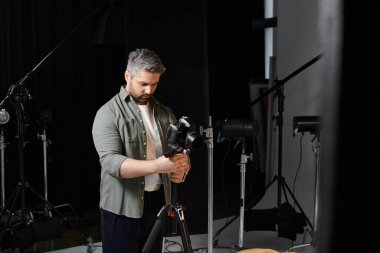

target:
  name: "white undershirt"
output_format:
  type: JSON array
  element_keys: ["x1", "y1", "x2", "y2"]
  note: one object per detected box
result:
[{"x1": 138, "y1": 104, "x2": 163, "y2": 191}]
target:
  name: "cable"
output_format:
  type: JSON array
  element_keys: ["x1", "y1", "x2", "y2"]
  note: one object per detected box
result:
[
  {"x1": 290, "y1": 133, "x2": 304, "y2": 249},
  {"x1": 164, "y1": 239, "x2": 183, "y2": 253},
  {"x1": 292, "y1": 133, "x2": 304, "y2": 197}
]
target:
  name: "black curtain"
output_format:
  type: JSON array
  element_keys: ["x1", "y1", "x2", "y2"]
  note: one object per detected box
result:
[
  {"x1": 0, "y1": 0, "x2": 121, "y2": 215},
  {"x1": 0, "y1": 0, "x2": 264, "y2": 236},
  {"x1": 0, "y1": 0, "x2": 209, "y2": 234}
]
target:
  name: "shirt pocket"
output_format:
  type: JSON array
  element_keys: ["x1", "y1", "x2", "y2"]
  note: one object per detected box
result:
[{"x1": 119, "y1": 118, "x2": 139, "y2": 143}]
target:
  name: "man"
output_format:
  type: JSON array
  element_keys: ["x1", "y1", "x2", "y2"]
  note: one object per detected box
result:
[{"x1": 92, "y1": 48, "x2": 190, "y2": 253}]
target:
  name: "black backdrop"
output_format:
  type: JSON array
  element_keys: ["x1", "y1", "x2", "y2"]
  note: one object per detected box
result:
[{"x1": 0, "y1": 0, "x2": 264, "y2": 235}]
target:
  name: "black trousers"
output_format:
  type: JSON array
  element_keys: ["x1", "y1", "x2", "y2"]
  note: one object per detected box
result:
[{"x1": 101, "y1": 187, "x2": 165, "y2": 253}]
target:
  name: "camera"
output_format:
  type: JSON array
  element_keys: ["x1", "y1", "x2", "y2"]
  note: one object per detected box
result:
[{"x1": 164, "y1": 116, "x2": 203, "y2": 158}]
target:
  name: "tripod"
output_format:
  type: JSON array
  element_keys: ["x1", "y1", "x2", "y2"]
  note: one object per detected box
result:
[
  {"x1": 0, "y1": 85, "x2": 94, "y2": 252},
  {"x1": 142, "y1": 183, "x2": 193, "y2": 253}
]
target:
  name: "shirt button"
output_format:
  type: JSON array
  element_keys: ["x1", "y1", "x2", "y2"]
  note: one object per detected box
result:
[
  {"x1": 143, "y1": 154, "x2": 146, "y2": 158},
  {"x1": 140, "y1": 119, "x2": 143, "y2": 122},
  {"x1": 144, "y1": 142, "x2": 146, "y2": 146},
  {"x1": 143, "y1": 130, "x2": 146, "y2": 133}
]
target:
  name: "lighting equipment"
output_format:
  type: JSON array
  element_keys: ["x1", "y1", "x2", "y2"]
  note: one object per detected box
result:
[
  {"x1": 214, "y1": 54, "x2": 322, "y2": 250},
  {"x1": 0, "y1": 108, "x2": 8, "y2": 208},
  {"x1": 288, "y1": 116, "x2": 322, "y2": 251},
  {"x1": 201, "y1": 116, "x2": 214, "y2": 253},
  {"x1": 243, "y1": 55, "x2": 322, "y2": 244},
  {"x1": 0, "y1": 109, "x2": 10, "y2": 125},
  {"x1": 217, "y1": 119, "x2": 258, "y2": 142},
  {"x1": 293, "y1": 116, "x2": 321, "y2": 135},
  {"x1": 215, "y1": 118, "x2": 258, "y2": 248}
]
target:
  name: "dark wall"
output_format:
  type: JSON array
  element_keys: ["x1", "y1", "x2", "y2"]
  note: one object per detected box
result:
[{"x1": 207, "y1": 1, "x2": 265, "y2": 217}]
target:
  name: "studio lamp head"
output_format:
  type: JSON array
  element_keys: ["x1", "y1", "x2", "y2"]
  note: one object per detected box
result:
[
  {"x1": 217, "y1": 118, "x2": 259, "y2": 142},
  {"x1": 293, "y1": 116, "x2": 321, "y2": 135}
]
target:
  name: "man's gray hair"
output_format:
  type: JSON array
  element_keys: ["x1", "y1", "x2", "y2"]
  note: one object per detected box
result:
[{"x1": 126, "y1": 48, "x2": 166, "y2": 76}]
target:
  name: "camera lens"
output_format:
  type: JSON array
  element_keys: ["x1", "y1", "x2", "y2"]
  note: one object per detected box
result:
[{"x1": 185, "y1": 131, "x2": 203, "y2": 149}]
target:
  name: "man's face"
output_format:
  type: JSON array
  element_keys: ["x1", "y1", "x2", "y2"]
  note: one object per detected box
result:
[{"x1": 125, "y1": 70, "x2": 160, "y2": 105}]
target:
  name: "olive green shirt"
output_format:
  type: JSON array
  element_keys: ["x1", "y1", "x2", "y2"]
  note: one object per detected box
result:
[{"x1": 92, "y1": 86, "x2": 176, "y2": 218}]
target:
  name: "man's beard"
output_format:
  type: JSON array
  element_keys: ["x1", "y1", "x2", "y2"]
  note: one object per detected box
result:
[
  {"x1": 127, "y1": 86, "x2": 150, "y2": 104},
  {"x1": 134, "y1": 94, "x2": 150, "y2": 104}
]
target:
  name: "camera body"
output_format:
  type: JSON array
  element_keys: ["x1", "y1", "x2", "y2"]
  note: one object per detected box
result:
[{"x1": 164, "y1": 116, "x2": 203, "y2": 158}]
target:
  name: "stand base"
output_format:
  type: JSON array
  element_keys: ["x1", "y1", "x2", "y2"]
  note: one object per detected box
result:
[
  {"x1": 231, "y1": 243, "x2": 248, "y2": 253},
  {"x1": 287, "y1": 229, "x2": 317, "y2": 252},
  {"x1": 0, "y1": 182, "x2": 93, "y2": 252}
]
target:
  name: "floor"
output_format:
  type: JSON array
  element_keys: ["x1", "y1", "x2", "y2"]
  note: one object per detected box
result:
[
  {"x1": 1, "y1": 183, "x2": 317, "y2": 253},
  {"x1": 1, "y1": 211, "x2": 316, "y2": 253}
]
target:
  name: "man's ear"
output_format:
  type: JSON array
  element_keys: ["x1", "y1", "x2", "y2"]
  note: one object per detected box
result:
[{"x1": 124, "y1": 70, "x2": 130, "y2": 82}]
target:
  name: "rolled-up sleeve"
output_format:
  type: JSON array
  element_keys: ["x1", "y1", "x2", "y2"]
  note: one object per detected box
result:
[{"x1": 92, "y1": 106, "x2": 127, "y2": 178}]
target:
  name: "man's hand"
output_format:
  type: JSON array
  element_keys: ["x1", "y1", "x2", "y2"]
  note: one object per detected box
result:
[{"x1": 169, "y1": 153, "x2": 190, "y2": 183}]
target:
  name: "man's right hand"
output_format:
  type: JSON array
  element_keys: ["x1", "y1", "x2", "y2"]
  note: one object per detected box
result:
[{"x1": 155, "y1": 154, "x2": 189, "y2": 174}]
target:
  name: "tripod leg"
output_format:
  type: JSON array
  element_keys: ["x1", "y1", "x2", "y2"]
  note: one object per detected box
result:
[
  {"x1": 281, "y1": 179, "x2": 313, "y2": 230},
  {"x1": 0, "y1": 185, "x2": 22, "y2": 243},
  {"x1": 142, "y1": 205, "x2": 168, "y2": 253},
  {"x1": 279, "y1": 177, "x2": 290, "y2": 203},
  {"x1": 174, "y1": 205, "x2": 192, "y2": 253},
  {"x1": 0, "y1": 184, "x2": 21, "y2": 217}
]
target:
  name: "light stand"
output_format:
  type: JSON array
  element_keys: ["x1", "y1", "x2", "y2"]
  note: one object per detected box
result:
[
  {"x1": 0, "y1": 127, "x2": 6, "y2": 208},
  {"x1": 312, "y1": 134, "x2": 320, "y2": 234},
  {"x1": 200, "y1": 115, "x2": 214, "y2": 253},
  {"x1": 34, "y1": 112, "x2": 81, "y2": 223},
  {"x1": 212, "y1": 119, "x2": 257, "y2": 249},
  {"x1": 288, "y1": 127, "x2": 321, "y2": 251},
  {"x1": 37, "y1": 126, "x2": 51, "y2": 217},
  {"x1": 232, "y1": 137, "x2": 253, "y2": 251},
  {"x1": 0, "y1": 109, "x2": 10, "y2": 208}
]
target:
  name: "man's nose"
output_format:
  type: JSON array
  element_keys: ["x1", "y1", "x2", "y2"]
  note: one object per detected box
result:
[{"x1": 144, "y1": 86, "x2": 153, "y2": 94}]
